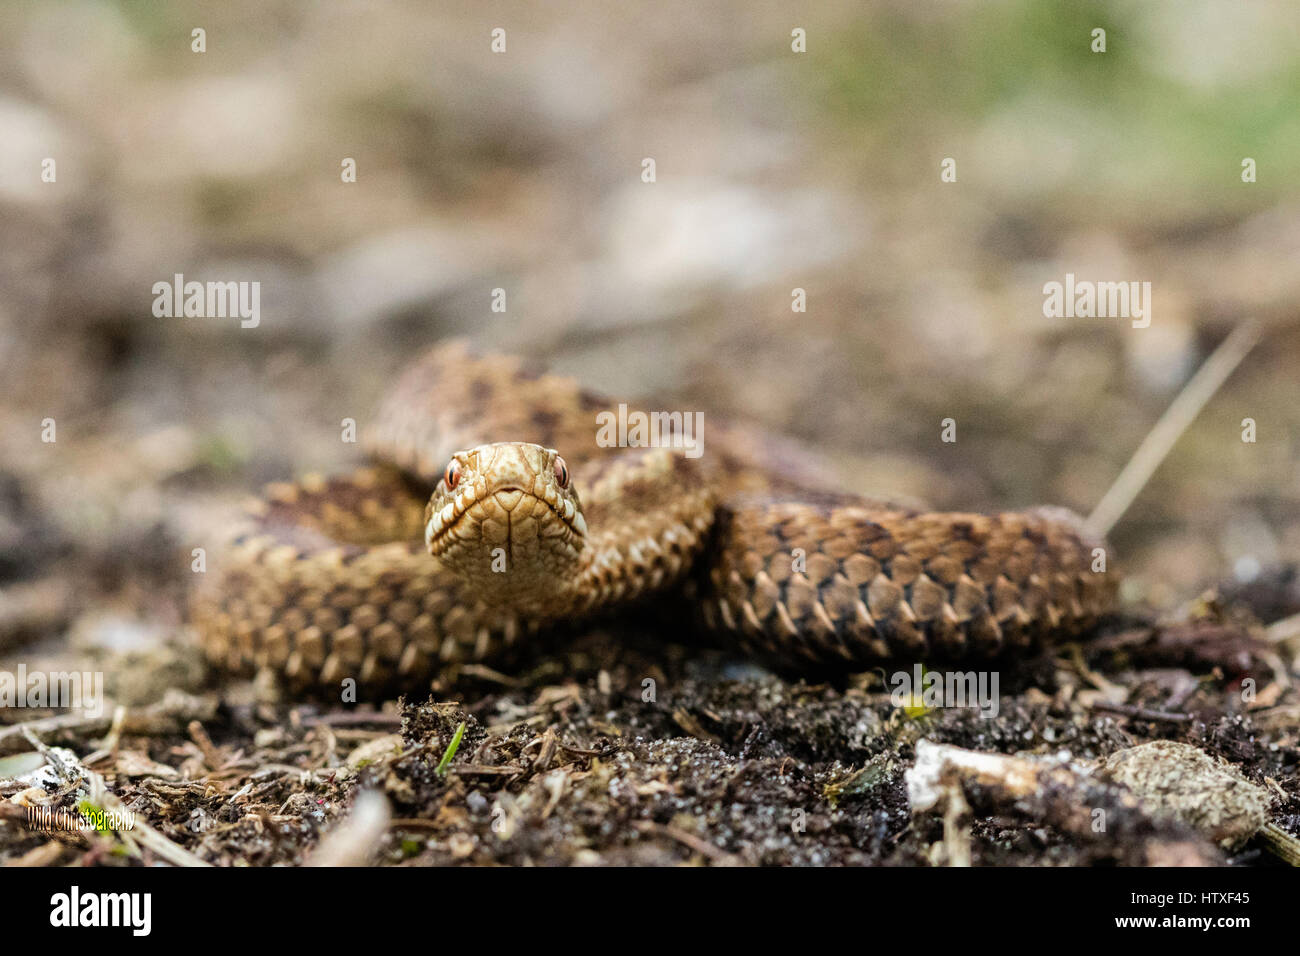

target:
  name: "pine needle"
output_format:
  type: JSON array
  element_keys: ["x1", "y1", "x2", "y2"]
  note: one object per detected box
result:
[{"x1": 1085, "y1": 320, "x2": 1263, "y2": 540}]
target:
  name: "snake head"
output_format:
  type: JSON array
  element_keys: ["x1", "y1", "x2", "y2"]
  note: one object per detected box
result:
[{"x1": 424, "y1": 442, "x2": 587, "y2": 603}]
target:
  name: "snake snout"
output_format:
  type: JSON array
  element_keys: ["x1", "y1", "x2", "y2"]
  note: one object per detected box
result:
[{"x1": 492, "y1": 487, "x2": 526, "y2": 510}]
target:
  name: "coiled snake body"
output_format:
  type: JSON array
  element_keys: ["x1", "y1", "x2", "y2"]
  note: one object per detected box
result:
[{"x1": 193, "y1": 342, "x2": 1117, "y2": 689}]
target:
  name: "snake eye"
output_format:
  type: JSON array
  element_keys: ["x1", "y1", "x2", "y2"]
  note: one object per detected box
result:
[
  {"x1": 553, "y1": 455, "x2": 569, "y2": 489},
  {"x1": 444, "y1": 459, "x2": 461, "y2": 490}
]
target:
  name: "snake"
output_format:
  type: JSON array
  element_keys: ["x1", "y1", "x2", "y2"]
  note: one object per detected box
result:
[{"x1": 191, "y1": 341, "x2": 1118, "y2": 690}]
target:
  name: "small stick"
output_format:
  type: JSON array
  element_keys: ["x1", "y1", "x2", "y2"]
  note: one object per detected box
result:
[
  {"x1": 299, "y1": 710, "x2": 402, "y2": 728},
  {"x1": 1259, "y1": 822, "x2": 1300, "y2": 867},
  {"x1": 1266, "y1": 612, "x2": 1300, "y2": 644},
  {"x1": 0, "y1": 692, "x2": 217, "y2": 754},
  {"x1": 1091, "y1": 701, "x2": 1193, "y2": 723},
  {"x1": 1086, "y1": 320, "x2": 1262, "y2": 540},
  {"x1": 187, "y1": 720, "x2": 225, "y2": 771},
  {"x1": 634, "y1": 821, "x2": 739, "y2": 865},
  {"x1": 1, "y1": 713, "x2": 114, "y2": 754}
]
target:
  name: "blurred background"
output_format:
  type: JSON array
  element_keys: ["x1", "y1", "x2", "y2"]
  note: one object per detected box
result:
[{"x1": 2, "y1": 0, "x2": 1299, "y2": 679}]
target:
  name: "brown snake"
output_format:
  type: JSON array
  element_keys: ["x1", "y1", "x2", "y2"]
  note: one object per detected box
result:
[{"x1": 192, "y1": 341, "x2": 1118, "y2": 690}]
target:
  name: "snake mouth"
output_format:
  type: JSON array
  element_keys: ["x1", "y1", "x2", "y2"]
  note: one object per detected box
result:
[{"x1": 425, "y1": 481, "x2": 587, "y2": 555}]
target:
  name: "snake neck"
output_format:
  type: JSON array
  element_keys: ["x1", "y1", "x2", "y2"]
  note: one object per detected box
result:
[
  {"x1": 559, "y1": 484, "x2": 718, "y2": 618},
  {"x1": 438, "y1": 500, "x2": 718, "y2": 622}
]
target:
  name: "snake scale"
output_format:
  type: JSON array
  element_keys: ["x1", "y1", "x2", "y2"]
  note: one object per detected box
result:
[{"x1": 192, "y1": 341, "x2": 1118, "y2": 690}]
